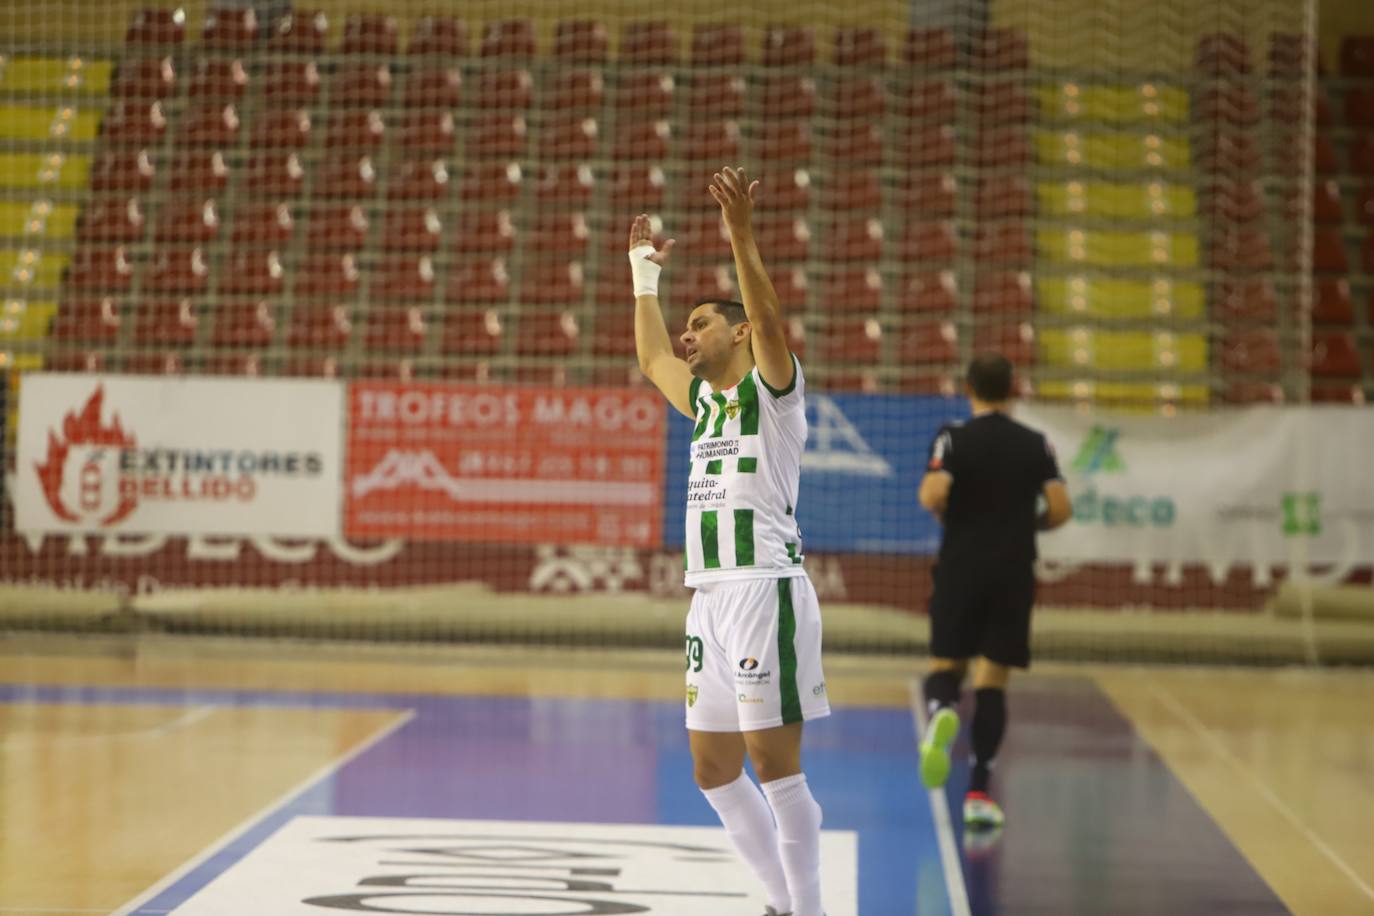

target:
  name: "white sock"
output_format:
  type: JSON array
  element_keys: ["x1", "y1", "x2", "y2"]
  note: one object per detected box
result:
[
  {"x1": 702, "y1": 773, "x2": 793, "y2": 914},
  {"x1": 762, "y1": 773, "x2": 824, "y2": 916}
]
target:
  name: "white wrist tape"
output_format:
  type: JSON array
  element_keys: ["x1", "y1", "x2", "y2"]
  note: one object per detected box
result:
[{"x1": 628, "y1": 243, "x2": 662, "y2": 297}]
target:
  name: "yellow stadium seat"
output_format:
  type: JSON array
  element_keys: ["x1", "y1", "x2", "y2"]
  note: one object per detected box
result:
[
  {"x1": 0, "y1": 249, "x2": 69, "y2": 291},
  {"x1": 1037, "y1": 379, "x2": 1210, "y2": 408},
  {"x1": 0, "y1": 153, "x2": 91, "y2": 190},
  {"x1": 1037, "y1": 228, "x2": 1199, "y2": 267},
  {"x1": 0, "y1": 105, "x2": 102, "y2": 142},
  {"x1": 1037, "y1": 276, "x2": 1205, "y2": 320},
  {"x1": 1039, "y1": 328, "x2": 1208, "y2": 372},
  {"x1": 0, "y1": 298, "x2": 56, "y2": 340},
  {"x1": 1039, "y1": 181, "x2": 1196, "y2": 219},
  {"x1": 1037, "y1": 131, "x2": 1191, "y2": 170},
  {"x1": 1037, "y1": 83, "x2": 1189, "y2": 123},
  {"x1": 0, "y1": 201, "x2": 78, "y2": 239},
  {"x1": 0, "y1": 56, "x2": 112, "y2": 96}
]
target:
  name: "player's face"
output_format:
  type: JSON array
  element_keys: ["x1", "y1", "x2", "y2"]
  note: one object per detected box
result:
[{"x1": 681, "y1": 305, "x2": 732, "y2": 378}]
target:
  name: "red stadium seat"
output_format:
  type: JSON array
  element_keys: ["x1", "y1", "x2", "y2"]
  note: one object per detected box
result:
[
  {"x1": 452, "y1": 209, "x2": 516, "y2": 255},
  {"x1": 897, "y1": 269, "x2": 958, "y2": 314},
  {"x1": 58, "y1": 247, "x2": 135, "y2": 298},
  {"x1": 1220, "y1": 329, "x2": 1281, "y2": 374},
  {"x1": 821, "y1": 316, "x2": 884, "y2": 364},
  {"x1": 395, "y1": 110, "x2": 456, "y2": 153},
  {"x1": 904, "y1": 28, "x2": 957, "y2": 69},
  {"x1": 611, "y1": 71, "x2": 674, "y2": 115},
  {"x1": 680, "y1": 120, "x2": 741, "y2": 162},
  {"x1": 692, "y1": 22, "x2": 745, "y2": 66},
  {"x1": 755, "y1": 120, "x2": 811, "y2": 163},
  {"x1": 186, "y1": 58, "x2": 246, "y2": 101},
  {"x1": 295, "y1": 253, "x2": 360, "y2": 298},
  {"x1": 230, "y1": 202, "x2": 295, "y2": 247},
  {"x1": 974, "y1": 271, "x2": 1034, "y2": 314},
  {"x1": 1204, "y1": 179, "x2": 1265, "y2": 224},
  {"x1": 133, "y1": 298, "x2": 197, "y2": 345},
  {"x1": 1312, "y1": 180, "x2": 1344, "y2": 224},
  {"x1": 975, "y1": 28, "x2": 1030, "y2": 70},
  {"x1": 590, "y1": 310, "x2": 638, "y2": 356},
  {"x1": 165, "y1": 150, "x2": 228, "y2": 194},
  {"x1": 818, "y1": 170, "x2": 881, "y2": 215},
  {"x1": 526, "y1": 212, "x2": 590, "y2": 255},
  {"x1": 123, "y1": 353, "x2": 185, "y2": 375},
  {"x1": 1362, "y1": 232, "x2": 1374, "y2": 273},
  {"x1": 1310, "y1": 383, "x2": 1366, "y2": 405},
  {"x1": 333, "y1": 64, "x2": 393, "y2": 108},
  {"x1": 379, "y1": 207, "x2": 443, "y2": 253},
  {"x1": 519, "y1": 261, "x2": 585, "y2": 305},
  {"x1": 1213, "y1": 280, "x2": 1278, "y2": 322},
  {"x1": 621, "y1": 21, "x2": 678, "y2": 65},
  {"x1": 554, "y1": 20, "x2": 609, "y2": 62},
  {"x1": 211, "y1": 300, "x2": 276, "y2": 348},
  {"x1": 306, "y1": 204, "x2": 369, "y2": 252},
  {"x1": 387, "y1": 157, "x2": 451, "y2": 201},
  {"x1": 441, "y1": 309, "x2": 504, "y2": 354},
  {"x1": 822, "y1": 218, "x2": 883, "y2": 261},
  {"x1": 242, "y1": 152, "x2": 306, "y2": 198},
  {"x1": 1269, "y1": 32, "x2": 1320, "y2": 77},
  {"x1": 325, "y1": 109, "x2": 386, "y2": 150},
  {"x1": 900, "y1": 220, "x2": 957, "y2": 263},
  {"x1": 976, "y1": 175, "x2": 1032, "y2": 219},
  {"x1": 404, "y1": 67, "x2": 462, "y2": 109},
  {"x1": 79, "y1": 197, "x2": 146, "y2": 242},
  {"x1": 1345, "y1": 88, "x2": 1374, "y2": 127},
  {"x1": 1194, "y1": 85, "x2": 1259, "y2": 126},
  {"x1": 547, "y1": 70, "x2": 604, "y2": 112},
  {"x1": 143, "y1": 247, "x2": 209, "y2": 294},
  {"x1": 270, "y1": 9, "x2": 328, "y2": 53},
  {"x1": 102, "y1": 101, "x2": 167, "y2": 145},
  {"x1": 472, "y1": 68, "x2": 534, "y2": 110},
  {"x1": 46, "y1": 350, "x2": 108, "y2": 373},
  {"x1": 1195, "y1": 32, "x2": 1252, "y2": 76},
  {"x1": 175, "y1": 103, "x2": 239, "y2": 148},
  {"x1": 974, "y1": 127, "x2": 1032, "y2": 168},
  {"x1": 974, "y1": 82, "x2": 1032, "y2": 124},
  {"x1": 1312, "y1": 228, "x2": 1348, "y2": 273},
  {"x1": 1315, "y1": 133, "x2": 1339, "y2": 174},
  {"x1": 820, "y1": 268, "x2": 882, "y2": 311},
  {"x1": 91, "y1": 148, "x2": 156, "y2": 192},
  {"x1": 756, "y1": 74, "x2": 817, "y2": 120},
  {"x1": 894, "y1": 172, "x2": 957, "y2": 217},
  {"x1": 613, "y1": 119, "x2": 671, "y2": 161},
  {"x1": 342, "y1": 14, "x2": 399, "y2": 55},
  {"x1": 371, "y1": 256, "x2": 436, "y2": 302},
  {"x1": 313, "y1": 154, "x2": 378, "y2": 199},
  {"x1": 1195, "y1": 130, "x2": 1262, "y2": 175},
  {"x1": 539, "y1": 116, "x2": 600, "y2": 161},
  {"x1": 773, "y1": 268, "x2": 810, "y2": 312},
  {"x1": 261, "y1": 61, "x2": 321, "y2": 106},
  {"x1": 410, "y1": 17, "x2": 468, "y2": 56},
  {"x1": 249, "y1": 108, "x2": 311, "y2": 150},
  {"x1": 480, "y1": 20, "x2": 536, "y2": 58},
  {"x1": 447, "y1": 259, "x2": 510, "y2": 305},
  {"x1": 114, "y1": 56, "x2": 177, "y2": 100},
  {"x1": 898, "y1": 319, "x2": 959, "y2": 364},
  {"x1": 606, "y1": 164, "x2": 665, "y2": 211},
  {"x1": 532, "y1": 163, "x2": 595, "y2": 206},
  {"x1": 1351, "y1": 134, "x2": 1374, "y2": 176},
  {"x1": 366, "y1": 306, "x2": 428, "y2": 351},
  {"x1": 673, "y1": 265, "x2": 735, "y2": 303},
  {"x1": 755, "y1": 216, "x2": 811, "y2": 262},
  {"x1": 894, "y1": 78, "x2": 957, "y2": 122},
  {"x1": 126, "y1": 7, "x2": 185, "y2": 47},
  {"x1": 1341, "y1": 36, "x2": 1374, "y2": 77},
  {"x1": 762, "y1": 27, "x2": 815, "y2": 66},
  {"x1": 457, "y1": 162, "x2": 523, "y2": 204},
  {"x1": 974, "y1": 320, "x2": 1035, "y2": 367},
  {"x1": 973, "y1": 222, "x2": 1031, "y2": 266},
  {"x1": 220, "y1": 249, "x2": 286, "y2": 296},
  {"x1": 753, "y1": 168, "x2": 810, "y2": 212},
  {"x1": 468, "y1": 114, "x2": 528, "y2": 158},
  {"x1": 833, "y1": 28, "x2": 886, "y2": 67},
  {"x1": 1223, "y1": 381, "x2": 1283, "y2": 404},
  {"x1": 1209, "y1": 227, "x2": 1273, "y2": 271},
  {"x1": 676, "y1": 215, "x2": 732, "y2": 260},
  {"x1": 202, "y1": 8, "x2": 256, "y2": 49},
  {"x1": 822, "y1": 121, "x2": 883, "y2": 164},
  {"x1": 153, "y1": 196, "x2": 219, "y2": 244},
  {"x1": 1313, "y1": 279, "x2": 1354, "y2": 325},
  {"x1": 685, "y1": 72, "x2": 747, "y2": 119},
  {"x1": 897, "y1": 124, "x2": 957, "y2": 166},
  {"x1": 515, "y1": 310, "x2": 580, "y2": 356},
  {"x1": 288, "y1": 304, "x2": 353, "y2": 349},
  {"x1": 51, "y1": 297, "x2": 121, "y2": 342}
]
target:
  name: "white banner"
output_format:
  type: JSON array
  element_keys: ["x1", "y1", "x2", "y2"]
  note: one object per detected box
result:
[
  {"x1": 15, "y1": 374, "x2": 343, "y2": 537},
  {"x1": 1017, "y1": 405, "x2": 1374, "y2": 569}
]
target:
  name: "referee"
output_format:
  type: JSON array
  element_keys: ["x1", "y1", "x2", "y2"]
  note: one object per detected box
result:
[{"x1": 916, "y1": 352, "x2": 1072, "y2": 831}]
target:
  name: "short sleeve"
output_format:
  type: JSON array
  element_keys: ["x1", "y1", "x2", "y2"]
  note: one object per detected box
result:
[
  {"x1": 1038, "y1": 434, "x2": 1063, "y2": 484},
  {"x1": 927, "y1": 425, "x2": 957, "y2": 475},
  {"x1": 759, "y1": 353, "x2": 804, "y2": 410}
]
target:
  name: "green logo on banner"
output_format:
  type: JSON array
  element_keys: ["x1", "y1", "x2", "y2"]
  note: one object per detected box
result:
[
  {"x1": 1070, "y1": 425, "x2": 1176, "y2": 529},
  {"x1": 1072, "y1": 425, "x2": 1125, "y2": 475},
  {"x1": 1281, "y1": 492, "x2": 1322, "y2": 536}
]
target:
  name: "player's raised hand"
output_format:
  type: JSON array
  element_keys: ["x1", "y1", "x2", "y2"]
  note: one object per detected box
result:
[
  {"x1": 709, "y1": 166, "x2": 759, "y2": 233},
  {"x1": 628, "y1": 213, "x2": 675, "y2": 264}
]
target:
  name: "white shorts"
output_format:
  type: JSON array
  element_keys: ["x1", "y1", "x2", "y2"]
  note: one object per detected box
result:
[{"x1": 684, "y1": 574, "x2": 831, "y2": 732}]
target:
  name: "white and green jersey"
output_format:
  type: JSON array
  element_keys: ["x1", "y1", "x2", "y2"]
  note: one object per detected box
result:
[{"x1": 684, "y1": 355, "x2": 807, "y2": 587}]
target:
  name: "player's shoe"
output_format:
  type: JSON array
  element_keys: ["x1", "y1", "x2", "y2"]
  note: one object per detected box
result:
[
  {"x1": 963, "y1": 791, "x2": 1005, "y2": 829},
  {"x1": 920, "y1": 706, "x2": 960, "y2": 788}
]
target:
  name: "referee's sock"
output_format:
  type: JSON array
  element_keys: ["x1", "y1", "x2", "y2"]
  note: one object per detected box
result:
[
  {"x1": 970, "y1": 687, "x2": 1007, "y2": 794},
  {"x1": 923, "y1": 670, "x2": 962, "y2": 716},
  {"x1": 701, "y1": 772, "x2": 792, "y2": 915},
  {"x1": 762, "y1": 773, "x2": 824, "y2": 916}
]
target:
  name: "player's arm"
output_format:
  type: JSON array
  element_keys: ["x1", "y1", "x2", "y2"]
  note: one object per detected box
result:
[
  {"x1": 710, "y1": 166, "x2": 793, "y2": 393},
  {"x1": 628, "y1": 214, "x2": 694, "y2": 419},
  {"x1": 1039, "y1": 480, "x2": 1072, "y2": 530},
  {"x1": 918, "y1": 426, "x2": 955, "y2": 520}
]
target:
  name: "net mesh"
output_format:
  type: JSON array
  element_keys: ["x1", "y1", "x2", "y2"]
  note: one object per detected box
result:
[{"x1": 1, "y1": 0, "x2": 1370, "y2": 665}]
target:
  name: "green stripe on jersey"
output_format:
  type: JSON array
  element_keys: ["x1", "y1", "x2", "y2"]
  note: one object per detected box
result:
[
  {"x1": 710, "y1": 392, "x2": 729, "y2": 438},
  {"x1": 701, "y1": 511, "x2": 720, "y2": 569},
  {"x1": 733, "y1": 509, "x2": 754, "y2": 566},
  {"x1": 786, "y1": 542, "x2": 800, "y2": 564},
  {"x1": 692, "y1": 397, "x2": 711, "y2": 442},
  {"x1": 776, "y1": 579, "x2": 802, "y2": 724},
  {"x1": 737, "y1": 373, "x2": 760, "y2": 436},
  {"x1": 705, "y1": 459, "x2": 722, "y2": 475},
  {"x1": 738, "y1": 456, "x2": 757, "y2": 473}
]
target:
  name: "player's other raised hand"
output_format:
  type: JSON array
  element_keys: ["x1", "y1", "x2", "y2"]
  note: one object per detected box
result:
[{"x1": 709, "y1": 166, "x2": 759, "y2": 234}]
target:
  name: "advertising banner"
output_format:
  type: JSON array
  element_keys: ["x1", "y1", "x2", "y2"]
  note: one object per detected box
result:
[
  {"x1": 1018, "y1": 404, "x2": 1374, "y2": 567},
  {"x1": 15, "y1": 374, "x2": 343, "y2": 537},
  {"x1": 346, "y1": 383, "x2": 666, "y2": 546}
]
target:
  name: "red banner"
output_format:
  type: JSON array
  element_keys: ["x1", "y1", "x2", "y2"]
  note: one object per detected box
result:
[{"x1": 345, "y1": 383, "x2": 666, "y2": 546}]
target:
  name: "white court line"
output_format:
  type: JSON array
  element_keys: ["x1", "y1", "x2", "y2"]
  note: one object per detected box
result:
[
  {"x1": 909, "y1": 679, "x2": 972, "y2": 916},
  {"x1": 1147, "y1": 681, "x2": 1374, "y2": 903},
  {"x1": 110, "y1": 708, "x2": 416, "y2": 916},
  {"x1": 0, "y1": 705, "x2": 219, "y2": 747}
]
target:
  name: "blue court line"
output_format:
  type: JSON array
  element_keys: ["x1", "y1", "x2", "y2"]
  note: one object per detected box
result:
[{"x1": 1, "y1": 684, "x2": 951, "y2": 915}]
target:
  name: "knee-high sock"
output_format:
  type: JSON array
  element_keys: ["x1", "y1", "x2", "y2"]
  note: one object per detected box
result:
[
  {"x1": 762, "y1": 773, "x2": 824, "y2": 916},
  {"x1": 924, "y1": 669, "x2": 962, "y2": 716},
  {"x1": 702, "y1": 773, "x2": 792, "y2": 913},
  {"x1": 970, "y1": 687, "x2": 1007, "y2": 794}
]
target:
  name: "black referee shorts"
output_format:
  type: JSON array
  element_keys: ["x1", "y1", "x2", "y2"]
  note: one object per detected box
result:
[{"x1": 928, "y1": 562, "x2": 1036, "y2": 668}]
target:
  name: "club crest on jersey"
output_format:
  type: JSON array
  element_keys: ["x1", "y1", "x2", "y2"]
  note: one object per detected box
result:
[
  {"x1": 724, "y1": 399, "x2": 741, "y2": 420},
  {"x1": 686, "y1": 684, "x2": 699, "y2": 707}
]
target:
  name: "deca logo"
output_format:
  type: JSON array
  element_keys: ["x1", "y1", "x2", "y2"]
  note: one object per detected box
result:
[{"x1": 34, "y1": 386, "x2": 138, "y2": 527}]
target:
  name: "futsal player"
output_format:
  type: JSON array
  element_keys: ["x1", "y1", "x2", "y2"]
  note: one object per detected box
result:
[
  {"x1": 629, "y1": 167, "x2": 829, "y2": 916},
  {"x1": 916, "y1": 353, "x2": 1072, "y2": 830}
]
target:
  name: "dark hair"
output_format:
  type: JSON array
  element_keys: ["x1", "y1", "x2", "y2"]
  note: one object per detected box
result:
[
  {"x1": 694, "y1": 298, "x2": 748, "y2": 327},
  {"x1": 967, "y1": 352, "x2": 1014, "y2": 401}
]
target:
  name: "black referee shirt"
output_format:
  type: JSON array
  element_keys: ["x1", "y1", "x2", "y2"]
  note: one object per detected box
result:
[{"x1": 926, "y1": 412, "x2": 1062, "y2": 575}]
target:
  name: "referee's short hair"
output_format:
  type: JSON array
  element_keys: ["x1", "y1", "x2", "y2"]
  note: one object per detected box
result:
[{"x1": 967, "y1": 352, "x2": 1014, "y2": 401}]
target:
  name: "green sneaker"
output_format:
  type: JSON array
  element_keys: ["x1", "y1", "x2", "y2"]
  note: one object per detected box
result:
[
  {"x1": 920, "y1": 706, "x2": 960, "y2": 789},
  {"x1": 963, "y1": 791, "x2": 1005, "y2": 829}
]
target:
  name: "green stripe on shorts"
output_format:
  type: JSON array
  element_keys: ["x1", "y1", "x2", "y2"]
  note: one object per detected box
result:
[{"x1": 776, "y1": 578, "x2": 802, "y2": 724}]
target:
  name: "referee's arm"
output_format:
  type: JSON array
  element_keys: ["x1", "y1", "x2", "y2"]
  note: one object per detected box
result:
[
  {"x1": 1039, "y1": 479, "x2": 1072, "y2": 530},
  {"x1": 918, "y1": 427, "x2": 955, "y2": 520}
]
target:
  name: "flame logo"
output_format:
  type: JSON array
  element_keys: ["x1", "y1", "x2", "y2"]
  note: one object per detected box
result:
[{"x1": 34, "y1": 385, "x2": 139, "y2": 525}]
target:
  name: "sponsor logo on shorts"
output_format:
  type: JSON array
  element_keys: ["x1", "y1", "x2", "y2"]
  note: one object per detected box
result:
[
  {"x1": 812, "y1": 681, "x2": 826, "y2": 697},
  {"x1": 738, "y1": 693, "x2": 763, "y2": 704},
  {"x1": 735, "y1": 658, "x2": 771, "y2": 685},
  {"x1": 686, "y1": 684, "x2": 698, "y2": 707},
  {"x1": 738, "y1": 657, "x2": 760, "y2": 671}
]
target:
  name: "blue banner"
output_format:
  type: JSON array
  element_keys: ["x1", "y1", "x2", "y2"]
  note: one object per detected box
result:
[{"x1": 663, "y1": 392, "x2": 967, "y2": 554}]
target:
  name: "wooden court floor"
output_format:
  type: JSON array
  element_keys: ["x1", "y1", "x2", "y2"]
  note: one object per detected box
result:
[{"x1": 0, "y1": 634, "x2": 1371, "y2": 915}]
